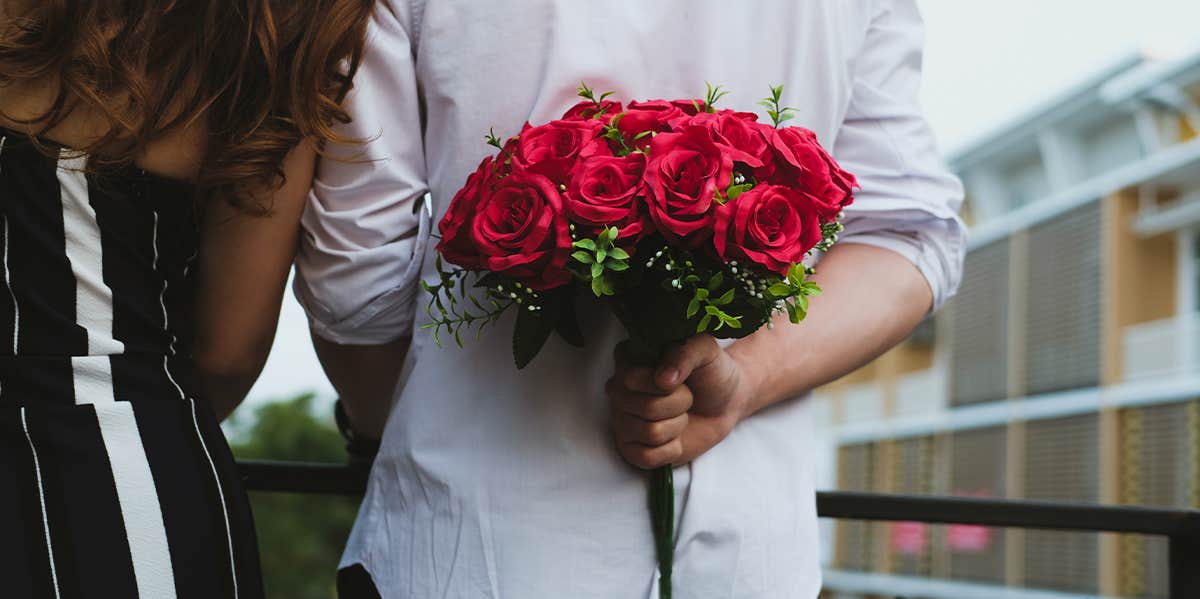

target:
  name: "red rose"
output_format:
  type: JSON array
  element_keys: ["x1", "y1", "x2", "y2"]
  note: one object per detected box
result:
[
  {"x1": 436, "y1": 156, "x2": 495, "y2": 270},
  {"x1": 642, "y1": 126, "x2": 736, "y2": 247},
  {"x1": 683, "y1": 110, "x2": 771, "y2": 171},
  {"x1": 469, "y1": 170, "x2": 572, "y2": 290},
  {"x1": 516, "y1": 119, "x2": 609, "y2": 183},
  {"x1": 562, "y1": 99, "x2": 623, "y2": 121},
  {"x1": 565, "y1": 153, "x2": 649, "y2": 242},
  {"x1": 768, "y1": 127, "x2": 857, "y2": 219},
  {"x1": 618, "y1": 99, "x2": 687, "y2": 143},
  {"x1": 671, "y1": 99, "x2": 706, "y2": 115},
  {"x1": 712, "y1": 184, "x2": 823, "y2": 275}
]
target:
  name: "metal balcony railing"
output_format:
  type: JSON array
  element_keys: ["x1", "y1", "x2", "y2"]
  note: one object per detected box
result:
[{"x1": 237, "y1": 459, "x2": 1200, "y2": 598}]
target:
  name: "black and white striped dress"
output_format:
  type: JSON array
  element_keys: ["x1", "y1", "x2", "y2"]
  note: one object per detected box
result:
[{"x1": 0, "y1": 128, "x2": 264, "y2": 599}]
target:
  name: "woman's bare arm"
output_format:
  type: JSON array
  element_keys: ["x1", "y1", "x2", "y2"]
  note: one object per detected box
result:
[{"x1": 193, "y1": 143, "x2": 316, "y2": 420}]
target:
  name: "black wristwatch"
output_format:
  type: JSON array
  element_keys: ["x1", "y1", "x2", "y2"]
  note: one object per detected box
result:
[{"x1": 334, "y1": 399, "x2": 381, "y2": 469}]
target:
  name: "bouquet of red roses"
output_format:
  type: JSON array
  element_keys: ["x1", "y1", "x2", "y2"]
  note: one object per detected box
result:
[{"x1": 424, "y1": 84, "x2": 855, "y2": 598}]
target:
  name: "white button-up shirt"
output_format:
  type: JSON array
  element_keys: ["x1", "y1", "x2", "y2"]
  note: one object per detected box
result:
[{"x1": 294, "y1": 1, "x2": 965, "y2": 597}]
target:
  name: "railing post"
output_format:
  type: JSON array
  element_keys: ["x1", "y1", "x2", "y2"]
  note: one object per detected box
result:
[{"x1": 1170, "y1": 534, "x2": 1200, "y2": 599}]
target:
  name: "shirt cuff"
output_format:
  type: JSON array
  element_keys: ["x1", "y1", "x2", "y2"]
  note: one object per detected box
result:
[{"x1": 837, "y1": 216, "x2": 966, "y2": 313}]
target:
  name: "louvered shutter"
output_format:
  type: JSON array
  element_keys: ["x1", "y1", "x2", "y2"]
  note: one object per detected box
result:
[
  {"x1": 1120, "y1": 401, "x2": 1195, "y2": 598},
  {"x1": 947, "y1": 426, "x2": 1007, "y2": 583},
  {"x1": 890, "y1": 436, "x2": 936, "y2": 576},
  {"x1": 1024, "y1": 203, "x2": 1102, "y2": 394},
  {"x1": 949, "y1": 240, "x2": 1010, "y2": 406},
  {"x1": 836, "y1": 443, "x2": 879, "y2": 572},
  {"x1": 1024, "y1": 414, "x2": 1101, "y2": 593}
]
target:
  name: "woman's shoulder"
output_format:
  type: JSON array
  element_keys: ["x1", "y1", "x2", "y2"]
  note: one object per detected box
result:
[{"x1": 0, "y1": 82, "x2": 208, "y2": 183}]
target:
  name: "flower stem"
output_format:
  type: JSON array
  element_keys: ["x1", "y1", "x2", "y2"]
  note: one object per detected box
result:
[
  {"x1": 650, "y1": 466, "x2": 673, "y2": 599},
  {"x1": 623, "y1": 334, "x2": 675, "y2": 599}
]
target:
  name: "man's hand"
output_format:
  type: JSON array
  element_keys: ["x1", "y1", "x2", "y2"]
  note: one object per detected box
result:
[{"x1": 606, "y1": 335, "x2": 758, "y2": 469}]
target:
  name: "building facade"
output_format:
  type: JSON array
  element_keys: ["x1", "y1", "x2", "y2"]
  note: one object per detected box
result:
[{"x1": 817, "y1": 50, "x2": 1200, "y2": 599}]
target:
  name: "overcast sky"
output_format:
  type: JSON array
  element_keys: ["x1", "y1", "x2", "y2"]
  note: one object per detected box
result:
[{"x1": 243, "y1": 0, "x2": 1200, "y2": 409}]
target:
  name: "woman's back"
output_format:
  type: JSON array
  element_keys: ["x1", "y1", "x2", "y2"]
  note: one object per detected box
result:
[
  {"x1": 0, "y1": 1, "x2": 373, "y2": 597},
  {"x1": 0, "y1": 127, "x2": 201, "y2": 401}
]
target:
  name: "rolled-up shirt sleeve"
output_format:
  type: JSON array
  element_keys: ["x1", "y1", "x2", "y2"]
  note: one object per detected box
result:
[
  {"x1": 833, "y1": 0, "x2": 966, "y2": 312},
  {"x1": 294, "y1": 1, "x2": 430, "y2": 345}
]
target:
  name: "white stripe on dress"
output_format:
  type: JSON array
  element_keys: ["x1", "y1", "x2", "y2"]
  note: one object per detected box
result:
[
  {"x1": 21, "y1": 407, "x2": 63, "y2": 599},
  {"x1": 1, "y1": 136, "x2": 15, "y2": 355},
  {"x1": 3, "y1": 205, "x2": 17, "y2": 356},
  {"x1": 151, "y1": 212, "x2": 185, "y2": 399},
  {"x1": 189, "y1": 398, "x2": 240, "y2": 599},
  {"x1": 92, "y1": 402, "x2": 179, "y2": 599},
  {"x1": 56, "y1": 153, "x2": 125, "y2": 355},
  {"x1": 57, "y1": 153, "x2": 177, "y2": 599}
]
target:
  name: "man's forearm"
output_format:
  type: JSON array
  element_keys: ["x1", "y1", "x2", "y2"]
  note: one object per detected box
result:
[
  {"x1": 311, "y1": 332, "x2": 410, "y2": 440},
  {"x1": 728, "y1": 243, "x2": 933, "y2": 416}
]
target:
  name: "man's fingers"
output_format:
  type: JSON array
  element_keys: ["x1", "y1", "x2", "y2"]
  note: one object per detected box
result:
[
  {"x1": 610, "y1": 384, "x2": 693, "y2": 421},
  {"x1": 619, "y1": 439, "x2": 684, "y2": 470},
  {"x1": 612, "y1": 411, "x2": 688, "y2": 447},
  {"x1": 616, "y1": 367, "x2": 661, "y2": 395},
  {"x1": 656, "y1": 335, "x2": 720, "y2": 390}
]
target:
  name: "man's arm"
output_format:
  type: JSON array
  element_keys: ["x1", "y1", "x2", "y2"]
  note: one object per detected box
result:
[
  {"x1": 607, "y1": 243, "x2": 930, "y2": 468},
  {"x1": 607, "y1": 0, "x2": 964, "y2": 469},
  {"x1": 311, "y1": 335, "x2": 409, "y2": 440},
  {"x1": 293, "y1": 3, "x2": 428, "y2": 440}
]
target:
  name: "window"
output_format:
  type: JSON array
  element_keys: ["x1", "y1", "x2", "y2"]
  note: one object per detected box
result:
[
  {"x1": 889, "y1": 436, "x2": 937, "y2": 577},
  {"x1": 835, "y1": 443, "x2": 881, "y2": 572},
  {"x1": 949, "y1": 240, "x2": 1011, "y2": 406},
  {"x1": 948, "y1": 426, "x2": 1007, "y2": 584},
  {"x1": 1119, "y1": 401, "x2": 1197, "y2": 598},
  {"x1": 1024, "y1": 203, "x2": 1103, "y2": 395},
  {"x1": 1024, "y1": 414, "x2": 1101, "y2": 593}
]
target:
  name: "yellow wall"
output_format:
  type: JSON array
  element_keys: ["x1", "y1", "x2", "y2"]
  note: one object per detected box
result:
[{"x1": 1101, "y1": 190, "x2": 1179, "y2": 385}]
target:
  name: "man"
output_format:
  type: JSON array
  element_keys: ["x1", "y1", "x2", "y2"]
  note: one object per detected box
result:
[{"x1": 295, "y1": 1, "x2": 965, "y2": 597}]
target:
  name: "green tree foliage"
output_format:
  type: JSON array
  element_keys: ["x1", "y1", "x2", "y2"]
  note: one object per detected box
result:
[{"x1": 229, "y1": 394, "x2": 358, "y2": 599}]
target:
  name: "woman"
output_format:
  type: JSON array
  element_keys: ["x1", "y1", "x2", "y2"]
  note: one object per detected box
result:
[{"x1": 0, "y1": 1, "x2": 372, "y2": 597}]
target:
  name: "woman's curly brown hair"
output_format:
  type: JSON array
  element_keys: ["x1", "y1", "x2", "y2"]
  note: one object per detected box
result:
[{"x1": 0, "y1": 0, "x2": 374, "y2": 213}]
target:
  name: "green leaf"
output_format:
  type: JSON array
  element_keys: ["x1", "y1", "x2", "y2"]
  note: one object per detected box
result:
[
  {"x1": 555, "y1": 294, "x2": 586, "y2": 348},
  {"x1": 572, "y1": 251, "x2": 594, "y2": 264},
  {"x1": 705, "y1": 305, "x2": 721, "y2": 316},
  {"x1": 686, "y1": 299, "x2": 700, "y2": 318},
  {"x1": 513, "y1": 297, "x2": 559, "y2": 369},
  {"x1": 573, "y1": 239, "x2": 597, "y2": 251},
  {"x1": 695, "y1": 288, "x2": 710, "y2": 301},
  {"x1": 785, "y1": 300, "x2": 800, "y2": 324},
  {"x1": 707, "y1": 272, "x2": 724, "y2": 290},
  {"x1": 596, "y1": 247, "x2": 607, "y2": 263},
  {"x1": 787, "y1": 264, "x2": 805, "y2": 287},
  {"x1": 796, "y1": 294, "x2": 809, "y2": 319},
  {"x1": 632, "y1": 131, "x2": 654, "y2": 141},
  {"x1": 725, "y1": 183, "x2": 754, "y2": 202},
  {"x1": 768, "y1": 282, "x2": 793, "y2": 297},
  {"x1": 590, "y1": 262, "x2": 604, "y2": 279},
  {"x1": 591, "y1": 276, "x2": 605, "y2": 297},
  {"x1": 684, "y1": 275, "x2": 701, "y2": 284},
  {"x1": 607, "y1": 261, "x2": 629, "y2": 271},
  {"x1": 697, "y1": 314, "x2": 713, "y2": 333},
  {"x1": 609, "y1": 247, "x2": 630, "y2": 260},
  {"x1": 714, "y1": 289, "x2": 735, "y2": 306},
  {"x1": 419, "y1": 322, "x2": 437, "y2": 329},
  {"x1": 725, "y1": 315, "x2": 743, "y2": 329}
]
